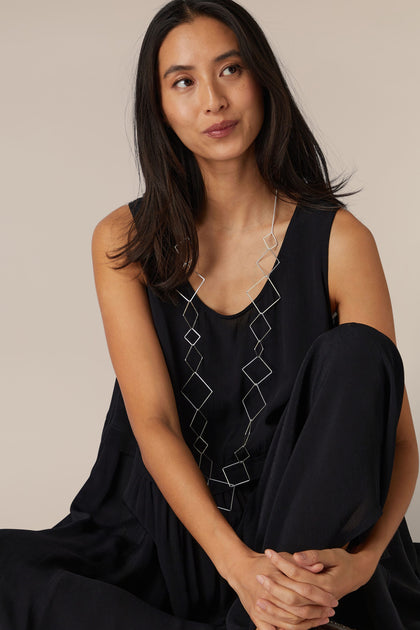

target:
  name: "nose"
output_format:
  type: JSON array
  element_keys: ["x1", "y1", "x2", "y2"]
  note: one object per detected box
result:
[{"x1": 202, "y1": 80, "x2": 228, "y2": 113}]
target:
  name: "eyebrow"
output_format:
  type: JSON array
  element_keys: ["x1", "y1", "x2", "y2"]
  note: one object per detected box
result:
[{"x1": 162, "y1": 49, "x2": 241, "y2": 79}]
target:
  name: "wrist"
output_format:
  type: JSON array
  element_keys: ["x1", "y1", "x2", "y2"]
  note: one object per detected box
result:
[
  {"x1": 348, "y1": 546, "x2": 381, "y2": 586},
  {"x1": 214, "y1": 538, "x2": 255, "y2": 584}
]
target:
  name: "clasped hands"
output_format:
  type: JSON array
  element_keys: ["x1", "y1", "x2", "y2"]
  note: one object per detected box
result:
[{"x1": 228, "y1": 545, "x2": 377, "y2": 630}]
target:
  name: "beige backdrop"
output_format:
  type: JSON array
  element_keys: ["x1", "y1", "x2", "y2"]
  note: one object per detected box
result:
[{"x1": 1, "y1": 0, "x2": 419, "y2": 540}]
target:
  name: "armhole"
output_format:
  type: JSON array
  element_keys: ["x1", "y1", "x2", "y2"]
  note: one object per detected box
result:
[{"x1": 323, "y1": 208, "x2": 339, "y2": 328}]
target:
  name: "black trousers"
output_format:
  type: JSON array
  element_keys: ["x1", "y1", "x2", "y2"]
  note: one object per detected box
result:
[{"x1": 1, "y1": 322, "x2": 419, "y2": 630}]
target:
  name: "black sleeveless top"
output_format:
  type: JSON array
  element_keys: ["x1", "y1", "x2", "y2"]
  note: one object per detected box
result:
[{"x1": 128, "y1": 197, "x2": 338, "y2": 509}]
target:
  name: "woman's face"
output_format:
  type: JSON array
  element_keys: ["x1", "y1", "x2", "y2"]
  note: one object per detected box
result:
[{"x1": 158, "y1": 16, "x2": 264, "y2": 167}]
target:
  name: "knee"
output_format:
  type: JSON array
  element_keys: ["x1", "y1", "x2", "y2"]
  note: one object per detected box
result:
[
  {"x1": 304, "y1": 322, "x2": 405, "y2": 408},
  {"x1": 312, "y1": 321, "x2": 403, "y2": 375}
]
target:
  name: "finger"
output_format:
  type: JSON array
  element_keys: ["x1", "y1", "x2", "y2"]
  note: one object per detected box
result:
[
  {"x1": 266, "y1": 549, "x2": 322, "y2": 572},
  {"x1": 255, "y1": 599, "x2": 330, "y2": 630},
  {"x1": 254, "y1": 623, "x2": 276, "y2": 630},
  {"x1": 257, "y1": 594, "x2": 335, "y2": 622},
  {"x1": 257, "y1": 572, "x2": 331, "y2": 612},
  {"x1": 253, "y1": 615, "x2": 278, "y2": 630},
  {"x1": 293, "y1": 559, "x2": 324, "y2": 573},
  {"x1": 256, "y1": 577, "x2": 336, "y2": 621},
  {"x1": 256, "y1": 599, "x2": 301, "y2": 625},
  {"x1": 294, "y1": 548, "x2": 338, "y2": 569},
  {"x1": 266, "y1": 549, "x2": 323, "y2": 579},
  {"x1": 259, "y1": 557, "x2": 338, "y2": 608},
  {"x1": 260, "y1": 578, "x2": 333, "y2": 612},
  {"x1": 292, "y1": 550, "x2": 322, "y2": 566}
]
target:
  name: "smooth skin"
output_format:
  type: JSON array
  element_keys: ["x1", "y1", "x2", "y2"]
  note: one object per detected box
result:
[{"x1": 91, "y1": 16, "x2": 419, "y2": 630}]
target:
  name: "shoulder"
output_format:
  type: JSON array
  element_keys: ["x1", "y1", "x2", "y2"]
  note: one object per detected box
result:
[
  {"x1": 328, "y1": 208, "x2": 395, "y2": 339},
  {"x1": 91, "y1": 202, "x2": 145, "y2": 283},
  {"x1": 329, "y1": 207, "x2": 380, "y2": 286},
  {"x1": 92, "y1": 203, "x2": 133, "y2": 254},
  {"x1": 329, "y1": 206, "x2": 376, "y2": 251}
]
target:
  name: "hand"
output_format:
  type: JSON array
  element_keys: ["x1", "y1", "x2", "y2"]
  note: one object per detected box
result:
[
  {"x1": 226, "y1": 549, "x2": 338, "y2": 630},
  {"x1": 291, "y1": 547, "x2": 378, "y2": 600}
]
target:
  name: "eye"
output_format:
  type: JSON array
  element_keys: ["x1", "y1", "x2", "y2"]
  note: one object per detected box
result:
[
  {"x1": 221, "y1": 64, "x2": 242, "y2": 77},
  {"x1": 172, "y1": 77, "x2": 194, "y2": 89}
]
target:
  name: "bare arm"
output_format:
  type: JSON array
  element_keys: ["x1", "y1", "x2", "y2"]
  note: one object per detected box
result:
[
  {"x1": 91, "y1": 205, "x2": 248, "y2": 579},
  {"x1": 321, "y1": 208, "x2": 419, "y2": 575},
  {"x1": 259, "y1": 208, "x2": 419, "y2": 612},
  {"x1": 91, "y1": 204, "x2": 338, "y2": 630}
]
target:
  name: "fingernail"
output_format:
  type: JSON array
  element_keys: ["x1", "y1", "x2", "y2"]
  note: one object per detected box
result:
[
  {"x1": 332, "y1": 599, "x2": 339, "y2": 607},
  {"x1": 256, "y1": 574, "x2": 265, "y2": 585},
  {"x1": 265, "y1": 549, "x2": 273, "y2": 558},
  {"x1": 295, "y1": 552, "x2": 306, "y2": 561},
  {"x1": 257, "y1": 600, "x2": 267, "y2": 610},
  {"x1": 328, "y1": 608, "x2": 335, "y2": 616}
]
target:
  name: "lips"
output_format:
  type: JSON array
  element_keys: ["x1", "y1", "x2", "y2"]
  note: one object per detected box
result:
[{"x1": 203, "y1": 120, "x2": 238, "y2": 134}]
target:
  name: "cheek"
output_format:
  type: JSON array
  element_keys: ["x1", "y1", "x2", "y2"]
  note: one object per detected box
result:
[
  {"x1": 162, "y1": 95, "x2": 193, "y2": 132},
  {"x1": 250, "y1": 88, "x2": 264, "y2": 120},
  {"x1": 161, "y1": 100, "x2": 201, "y2": 151},
  {"x1": 237, "y1": 83, "x2": 264, "y2": 125}
]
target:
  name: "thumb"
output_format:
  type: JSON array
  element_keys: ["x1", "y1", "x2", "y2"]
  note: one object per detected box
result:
[{"x1": 293, "y1": 550, "x2": 324, "y2": 572}]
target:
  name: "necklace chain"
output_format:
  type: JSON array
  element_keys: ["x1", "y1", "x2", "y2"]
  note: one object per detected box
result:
[{"x1": 175, "y1": 190, "x2": 281, "y2": 511}]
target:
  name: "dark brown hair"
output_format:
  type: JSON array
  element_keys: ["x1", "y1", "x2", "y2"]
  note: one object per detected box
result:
[{"x1": 108, "y1": 0, "x2": 360, "y2": 303}]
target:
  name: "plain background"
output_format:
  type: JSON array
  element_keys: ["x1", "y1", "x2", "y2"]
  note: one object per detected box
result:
[{"x1": 1, "y1": 0, "x2": 419, "y2": 541}]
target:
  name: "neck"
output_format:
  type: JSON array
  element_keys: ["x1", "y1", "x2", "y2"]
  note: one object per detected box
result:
[{"x1": 196, "y1": 151, "x2": 276, "y2": 231}]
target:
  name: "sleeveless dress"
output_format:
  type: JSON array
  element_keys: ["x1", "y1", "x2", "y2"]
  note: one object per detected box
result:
[{"x1": 1, "y1": 197, "x2": 419, "y2": 630}]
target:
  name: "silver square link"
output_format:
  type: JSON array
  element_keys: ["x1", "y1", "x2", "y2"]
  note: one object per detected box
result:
[{"x1": 175, "y1": 192, "x2": 282, "y2": 511}]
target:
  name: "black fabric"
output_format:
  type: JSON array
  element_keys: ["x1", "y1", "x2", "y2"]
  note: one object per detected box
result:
[{"x1": 1, "y1": 197, "x2": 419, "y2": 630}]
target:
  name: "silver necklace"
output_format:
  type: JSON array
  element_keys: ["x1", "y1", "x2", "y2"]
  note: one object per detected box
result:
[{"x1": 175, "y1": 190, "x2": 281, "y2": 511}]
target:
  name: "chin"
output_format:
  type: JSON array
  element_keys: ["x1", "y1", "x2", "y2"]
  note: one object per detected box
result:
[{"x1": 196, "y1": 139, "x2": 257, "y2": 163}]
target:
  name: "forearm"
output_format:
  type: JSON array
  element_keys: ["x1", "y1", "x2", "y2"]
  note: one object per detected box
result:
[
  {"x1": 347, "y1": 383, "x2": 419, "y2": 574},
  {"x1": 286, "y1": 436, "x2": 419, "y2": 601},
  {"x1": 276, "y1": 391, "x2": 419, "y2": 603},
  {"x1": 134, "y1": 417, "x2": 251, "y2": 579},
  {"x1": 136, "y1": 420, "x2": 338, "y2": 628},
  {"x1": 352, "y1": 438, "x2": 419, "y2": 566}
]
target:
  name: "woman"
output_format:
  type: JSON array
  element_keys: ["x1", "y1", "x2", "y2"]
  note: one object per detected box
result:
[{"x1": 1, "y1": 1, "x2": 419, "y2": 629}]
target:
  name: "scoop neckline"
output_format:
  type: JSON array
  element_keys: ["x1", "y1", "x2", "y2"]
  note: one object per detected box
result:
[{"x1": 181, "y1": 200, "x2": 301, "y2": 320}]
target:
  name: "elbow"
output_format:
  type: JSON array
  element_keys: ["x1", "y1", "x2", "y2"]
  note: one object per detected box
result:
[{"x1": 131, "y1": 414, "x2": 184, "y2": 466}]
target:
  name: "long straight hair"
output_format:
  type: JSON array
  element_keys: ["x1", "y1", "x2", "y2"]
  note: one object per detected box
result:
[{"x1": 108, "y1": 0, "x2": 360, "y2": 304}]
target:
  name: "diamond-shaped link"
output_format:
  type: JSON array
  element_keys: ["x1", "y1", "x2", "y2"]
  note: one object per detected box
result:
[
  {"x1": 183, "y1": 300, "x2": 198, "y2": 329},
  {"x1": 246, "y1": 275, "x2": 267, "y2": 303},
  {"x1": 257, "y1": 248, "x2": 280, "y2": 275},
  {"x1": 184, "y1": 327, "x2": 200, "y2": 346},
  {"x1": 181, "y1": 372, "x2": 212, "y2": 411},
  {"x1": 234, "y1": 446, "x2": 250, "y2": 462},
  {"x1": 207, "y1": 480, "x2": 235, "y2": 512},
  {"x1": 242, "y1": 384, "x2": 266, "y2": 421},
  {"x1": 242, "y1": 355, "x2": 272, "y2": 385},
  {"x1": 249, "y1": 313, "x2": 271, "y2": 342},
  {"x1": 190, "y1": 412, "x2": 207, "y2": 436},
  {"x1": 222, "y1": 461, "x2": 250, "y2": 486},
  {"x1": 194, "y1": 435, "x2": 208, "y2": 454},
  {"x1": 260, "y1": 277, "x2": 282, "y2": 312},
  {"x1": 263, "y1": 232, "x2": 278, "y2": 250},
  {"x1": 175, "y1": 191, "x2": 283, "y2": 512},
  {"x1": 185, "y1": 344, "x2": 202, "y2": 372}
]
